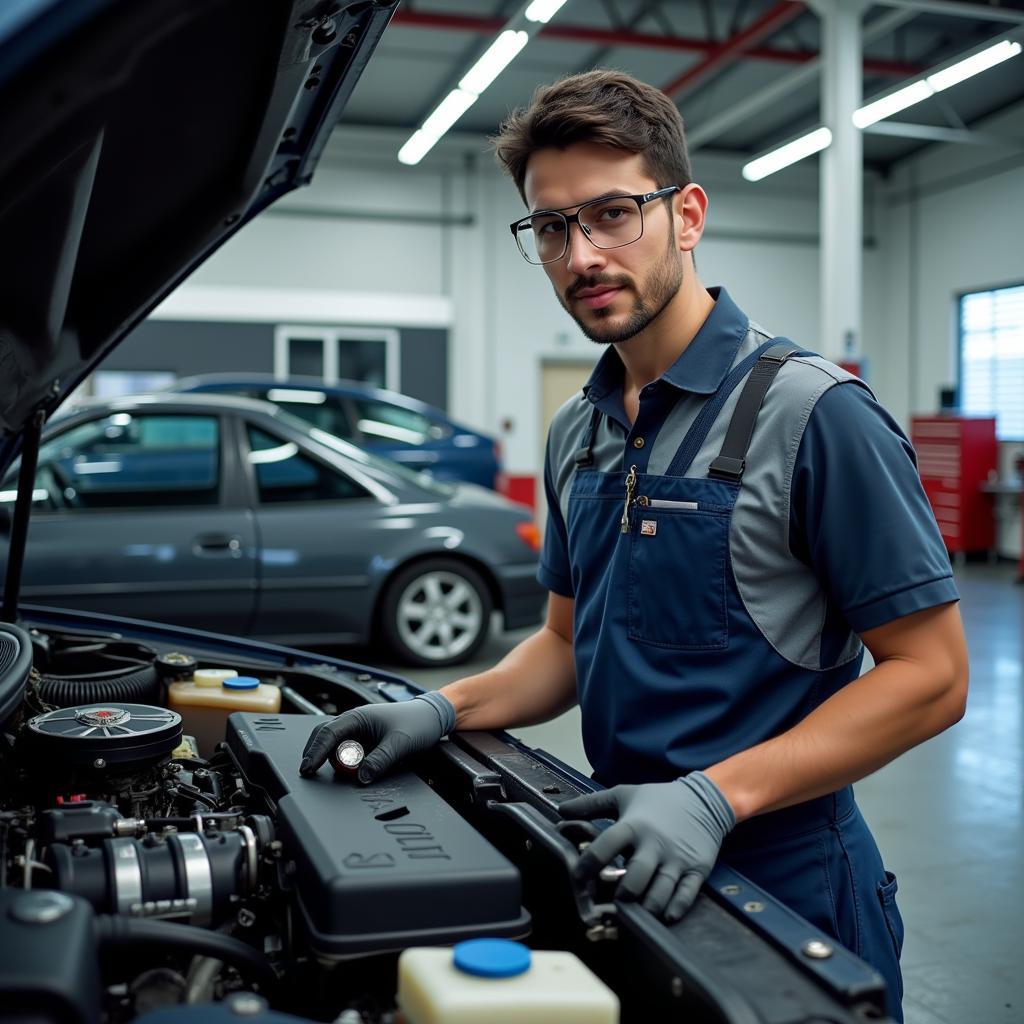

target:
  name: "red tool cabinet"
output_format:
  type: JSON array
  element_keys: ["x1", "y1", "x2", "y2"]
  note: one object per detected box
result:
[{"x1": 910, "y1": 416, "x2": 998, "y2": 556}]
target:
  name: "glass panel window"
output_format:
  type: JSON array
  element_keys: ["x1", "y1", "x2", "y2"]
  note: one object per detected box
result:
[
  {"x1": 247, "y1": 427, "x2": 367, "y2": 503},
  {"x1": 960, "y1": 284, "x2": 1024, "y2": 440},
  {"x1": 33, "y1": 414, "x2": 220, "y2": 509},
  {"x1": 351, "y1": 399, "x2": 446, "y2": 446}
]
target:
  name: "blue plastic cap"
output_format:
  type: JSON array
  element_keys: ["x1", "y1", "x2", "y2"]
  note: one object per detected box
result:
[
  {"x1": 222, "y1": 676, "x2": 259, "y2": 691},
  {"x1": 452, "y1": 939, "x2": 531, "y2": 979}
]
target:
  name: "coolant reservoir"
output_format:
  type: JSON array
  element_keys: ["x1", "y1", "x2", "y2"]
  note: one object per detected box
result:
[
  {"x1": 397, "y1": 939, "x2": 619, "y2": 1024},
  {"x1": 167, "y1": 672, "x2": 280, "y2": 756}
]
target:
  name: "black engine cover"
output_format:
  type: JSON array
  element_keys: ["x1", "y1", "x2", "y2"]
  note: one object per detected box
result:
[{"x1": 227, "y1": 712, "x2": 530, "y2": 956}]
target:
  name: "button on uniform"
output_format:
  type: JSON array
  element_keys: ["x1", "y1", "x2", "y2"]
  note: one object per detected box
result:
[{"x1": 633, "y1": 437, "x2": 645, "y2": 449}]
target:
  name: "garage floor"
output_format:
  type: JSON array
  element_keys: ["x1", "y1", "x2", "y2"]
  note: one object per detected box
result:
[{"x1": 351, "y1": 561, "x2": 1022, "y2": 1024}]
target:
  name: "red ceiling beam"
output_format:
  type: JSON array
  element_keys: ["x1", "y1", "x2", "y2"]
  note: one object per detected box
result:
[
  {"x1": 662, "y1": 1, "x2": 806, "y2": 98},
  {"x1": 389, "y1": 9, "x2": 921, "y2": 77}
]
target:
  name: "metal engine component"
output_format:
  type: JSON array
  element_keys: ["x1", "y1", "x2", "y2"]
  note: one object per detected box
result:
[
  {"x1": 46, "y1": 817, "x2": 267, "y2": 926},
  {"x1": 26, "y1": 703, "x2": 182, "y2": 766}
]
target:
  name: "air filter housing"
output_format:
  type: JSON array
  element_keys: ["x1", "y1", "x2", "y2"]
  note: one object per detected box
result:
[{"x1": 26, "y1": 703, "x2": 182, "y2": 766}]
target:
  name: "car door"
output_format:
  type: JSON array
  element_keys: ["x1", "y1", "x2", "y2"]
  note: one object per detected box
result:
[
  {"x1": 240, "y1": 421, "x2": 395, "y2": 646},
  {"x1": 1, "y1": 410, "x2": 257, "y2": 634}
]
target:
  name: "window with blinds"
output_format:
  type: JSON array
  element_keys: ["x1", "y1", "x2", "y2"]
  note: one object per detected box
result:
[{"x1": 959, "y1": 283, "x2": 1024, "y2": 441}]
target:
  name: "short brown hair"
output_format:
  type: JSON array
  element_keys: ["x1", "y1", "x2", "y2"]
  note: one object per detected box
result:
[{"x1": 492, "y1": 69, "x2": 691, "y2": 204}]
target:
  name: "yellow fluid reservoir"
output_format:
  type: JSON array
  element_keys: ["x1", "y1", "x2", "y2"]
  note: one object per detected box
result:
[
  {"x1": 167, "y1": 673, "x2": 280, "y2": 756},
  {"x1": 397, "y1": 940, "x2": 619, "y2": 1024}
]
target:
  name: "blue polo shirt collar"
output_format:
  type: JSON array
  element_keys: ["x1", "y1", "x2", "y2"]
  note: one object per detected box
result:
[{"x1": 582, "y1": 286, "x2": 749, "y2": 402}]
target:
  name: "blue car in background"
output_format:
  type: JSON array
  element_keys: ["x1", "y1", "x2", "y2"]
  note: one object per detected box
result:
[{"x1": 171, "y1": 374, "x2": 503, "y2": 490}]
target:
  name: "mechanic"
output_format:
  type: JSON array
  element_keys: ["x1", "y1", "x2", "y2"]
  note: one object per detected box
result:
[{"x1": 300, "y1": 70, "x2": 968, "y2": 1017}]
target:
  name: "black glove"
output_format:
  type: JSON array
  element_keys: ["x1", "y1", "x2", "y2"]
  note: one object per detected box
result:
[
  {"x1": 559, "y1": 771, "x2": 735, "y2": 922},
  {"x1": 299, "y1": 691, "x2": 456, "y2": 783}
]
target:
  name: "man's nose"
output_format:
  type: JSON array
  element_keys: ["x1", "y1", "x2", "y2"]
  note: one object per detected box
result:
[{"x1": 565, "y1": 221, "x2": 606, "y2": 276}]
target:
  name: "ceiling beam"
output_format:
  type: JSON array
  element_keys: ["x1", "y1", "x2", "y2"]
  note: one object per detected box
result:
[
  {"x1": 863, "y1": 121, "x2": 1024, "y2": 148},
  {"x1": 868, "y1": 0, "x2": 1024, "y2": 23},
  {"x1": 661, "y1": 1, "x2": 807, "y2": 99},
  {"x1": 686, "y1": 7, "x2": 918, "y2": 150},
  {"x1": 389, "y1": 9, "x2": 921, "y2": 75}
]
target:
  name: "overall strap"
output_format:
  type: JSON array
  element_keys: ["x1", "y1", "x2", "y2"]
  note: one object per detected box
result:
[
  {"x1": 708, "y1": 340, "x2": 799, "y2": 481},
  {"x1": 573, "y1": 403, "x2": 603, "y2": 468},
  {"x1": 664, "y1": 339, "x2": 778, "y2": 478}
]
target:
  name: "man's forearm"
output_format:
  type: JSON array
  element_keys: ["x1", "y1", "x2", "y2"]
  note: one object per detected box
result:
[
  {"x1": 439, "y1": 620, "x2": 577, "y2": 731},
  {"x1": 705, "y1": 602, "x2": 968, "y2": 823}
]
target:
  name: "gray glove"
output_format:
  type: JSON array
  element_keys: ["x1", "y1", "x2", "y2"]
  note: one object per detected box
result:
[
  {"x1": 299, "y1": 692, "x2": 456, "y2": 783},
  {"x1": 559, "y1": 771, "x2": 735, "y2": 922}
]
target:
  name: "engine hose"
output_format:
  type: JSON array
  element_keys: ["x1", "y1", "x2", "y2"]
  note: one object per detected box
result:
[
  {"x1": 34, "y1": 633, "x2": 161, "y2": 707},
  {"x1": 95, "y1": 916, "x2": 277, "y2": 993},
  {"x1": 37, "y1": 664, "x2": 160, "y2": 706}
]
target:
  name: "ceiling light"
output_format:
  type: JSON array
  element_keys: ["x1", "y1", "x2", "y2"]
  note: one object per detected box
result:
[
  {"x1": 398, "y1": 130, "x2": 435, "y2": 166},
  {"x1": 853, "y1": 80, "x2": 934, "y2": 128},
  {"x1": 742, "y1": 126, "x2": 832, "y2": 182},
  {"x1": 927, "y1": 39, "x2": 1021, "y2": 92},
  {"x1": 460, "y1": 30, "x2": 529, "y2": 95},
  {"x1": 524, "y1": 0, "x2": 569, "y2": 23},
  {"x1": 853, "y1": 38, "x2": 1022, "y2": 129},
  {"x1": 420, "y1": 88, "x2": 478, "y2": 138}
]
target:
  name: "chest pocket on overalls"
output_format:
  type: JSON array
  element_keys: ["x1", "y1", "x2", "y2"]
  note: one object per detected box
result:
[{"x1": 626, "y1": 484, "x2": 732, "y2": 649}]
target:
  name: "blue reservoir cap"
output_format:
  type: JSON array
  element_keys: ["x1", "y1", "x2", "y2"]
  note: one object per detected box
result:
[
  {"x1": 222, "y1": 676, "x2": 259, "y2": 691},
  {"x1": 453, "y1": 939, "x2": 531, "y2": 979}
]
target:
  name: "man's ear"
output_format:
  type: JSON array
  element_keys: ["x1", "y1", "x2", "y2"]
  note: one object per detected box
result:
[{"x1": 674, "y1": 183, "x2": 708, "y2": 253}]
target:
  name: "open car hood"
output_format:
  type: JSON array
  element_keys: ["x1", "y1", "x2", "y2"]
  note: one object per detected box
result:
[{"x1": 0, "y1": 0, "x2": 398, "y2": 474}]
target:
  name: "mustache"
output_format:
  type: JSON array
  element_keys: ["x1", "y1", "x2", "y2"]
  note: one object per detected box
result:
[{"x1": 565, "y1": 274, "x2": 632, "y2": 302}]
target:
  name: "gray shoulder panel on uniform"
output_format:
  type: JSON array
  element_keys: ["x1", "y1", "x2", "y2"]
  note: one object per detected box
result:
[{"x1": 729, "y1": 354, "x2": 868, "y2": 670}]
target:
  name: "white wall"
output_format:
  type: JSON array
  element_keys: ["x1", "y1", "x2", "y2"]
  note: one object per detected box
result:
[{"x1": 874, "y1": 100, "x2": 1024, "y2": 557}]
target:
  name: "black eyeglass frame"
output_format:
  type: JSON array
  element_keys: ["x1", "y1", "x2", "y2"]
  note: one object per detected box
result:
[{"x1": 509, "y1": 185, "x2": 682, "y2": 265}]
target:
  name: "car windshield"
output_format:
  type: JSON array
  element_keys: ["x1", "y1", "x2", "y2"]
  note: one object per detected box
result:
[{"x1": 270, "y1": 407, "x2": 456, "y2": 497}]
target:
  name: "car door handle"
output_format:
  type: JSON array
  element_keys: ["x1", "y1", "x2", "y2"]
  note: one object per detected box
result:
[{"x1": 193, "y1": 533, "x2": 243, "y2": 557}]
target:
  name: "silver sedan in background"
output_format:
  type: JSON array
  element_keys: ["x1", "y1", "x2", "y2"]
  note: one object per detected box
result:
[{"x1": 0, "y1": 394, "x2": 545, "y2": 666}]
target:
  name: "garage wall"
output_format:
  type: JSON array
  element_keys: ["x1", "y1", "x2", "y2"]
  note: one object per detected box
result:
[{"x1": 874, "y1": 98, "x2": 1024, "y2": 558}]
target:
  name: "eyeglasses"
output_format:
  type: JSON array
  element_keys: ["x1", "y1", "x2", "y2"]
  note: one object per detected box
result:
[{"x1": 509, "y1": 186, "x2": 680, "y2": 265}]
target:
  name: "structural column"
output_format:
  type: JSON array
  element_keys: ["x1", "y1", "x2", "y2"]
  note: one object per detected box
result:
[{"x1": 811, "y1": 0, "x2": 868, "y2": 362}]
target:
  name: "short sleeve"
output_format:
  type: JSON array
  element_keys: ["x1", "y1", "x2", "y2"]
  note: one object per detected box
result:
[
  {"x1": 537, "y1": 431, "x2": 574, "y2": 597},
  {"x1": 789, "y1": 382, "x2": 959, "y2": 633}
]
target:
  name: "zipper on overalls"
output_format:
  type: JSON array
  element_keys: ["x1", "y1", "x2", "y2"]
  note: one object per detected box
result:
[{"x1": 620, "y1": 464, "x2": 638, "y2": 533}]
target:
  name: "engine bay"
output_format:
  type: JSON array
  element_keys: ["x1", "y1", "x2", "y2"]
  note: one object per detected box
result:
[{"x1": 0, "y1": 618, "x2": 892, "y2": 1024}]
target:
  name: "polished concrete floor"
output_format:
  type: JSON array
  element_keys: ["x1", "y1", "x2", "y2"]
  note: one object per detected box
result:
[{"x1": 336, "y1": 562, "x2": 1023, "y2": 1023}]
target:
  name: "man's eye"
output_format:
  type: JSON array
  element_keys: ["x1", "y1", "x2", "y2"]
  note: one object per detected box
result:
[
  {"x1": 597, "y1": 206, "x2": 631, "y2": 221},
  {"x1": 534, "y1": 219, "x2": 565, "y2": 236}
]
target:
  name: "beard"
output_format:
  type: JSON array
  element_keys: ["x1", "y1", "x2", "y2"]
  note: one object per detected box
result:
[{"x1": 560, "y1": 242, "x2": 684, "y2": 346}]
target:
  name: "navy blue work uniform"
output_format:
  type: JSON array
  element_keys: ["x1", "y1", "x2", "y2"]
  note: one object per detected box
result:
[{"x1": 540, "y1": 288, "x2": 959, "y2": 1020}]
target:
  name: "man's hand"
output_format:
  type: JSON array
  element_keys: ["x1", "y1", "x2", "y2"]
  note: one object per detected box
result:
[
  {"x1": 559, "y1": 771, "x2": 735, "y2": 922},
  {"x1": 299, "y1": 692, "x2": 456, "y2": 782}
]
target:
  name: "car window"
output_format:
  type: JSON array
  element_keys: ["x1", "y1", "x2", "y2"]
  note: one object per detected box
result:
[
  {"x1": 246, "y1": 426, "x2": 368, "y2": 504},
  {"x1": 269, "y1": 396, "x2": 357, "y2": 441},
  {"x1": 24, "y1": 413, "x2": 221, "y2": 510},
  {"x1": 350, "y1": 398, "x2": 449, "y2": 445}
]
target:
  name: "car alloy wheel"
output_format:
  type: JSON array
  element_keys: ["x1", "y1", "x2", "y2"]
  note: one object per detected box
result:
[{"x1": 382, "y1": 559, "x2": 492, "y2": 667}]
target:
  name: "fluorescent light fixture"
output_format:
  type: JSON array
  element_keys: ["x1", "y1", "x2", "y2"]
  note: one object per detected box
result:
[
  {"x1": 249, "y1": 442, "x2": 299, "y2": 466},
  {"x1": 399, "y1": 27, "x2": 531, "y2": 165},
  {"x1": 853, "y1": 80, "x2": 933, "y2": 128},
  {"x1": 525, "y1": 0, "x2": 569, "y2": 23},
  {"x1": 927, "y1": 39, "x2": 1021, "y2": 92},
  {"x1": 421, "y1": 88, "x2": 478, "y2": 139},
  {"x1": 398, "y1": 130, "x2": 435, "y2": 166},
  {"x1": 854, "y1": 38, "x2": 1022, "y2": 129},
  {"x1": 398, "y1": 89, "x2": 477, "y2": 166},
  {"x1": 460, "y1": 30, "x2": 529, "y2": 95},
  {"x1": 742, "y1": 126, "x2": 832, "y2": 182}
]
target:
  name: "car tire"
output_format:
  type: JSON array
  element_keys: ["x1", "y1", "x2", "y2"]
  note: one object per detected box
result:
[{"x1": 380, "y1": 559, "x2": 493, "y2": 667}]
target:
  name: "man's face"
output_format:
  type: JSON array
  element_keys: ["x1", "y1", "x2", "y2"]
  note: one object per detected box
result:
[{"x1": 523, "y1": 142, "x2": 683, "y2": 346}]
